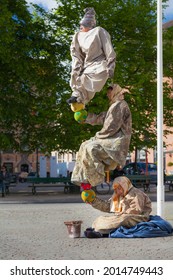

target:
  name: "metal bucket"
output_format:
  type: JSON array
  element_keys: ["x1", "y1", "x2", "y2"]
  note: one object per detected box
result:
[{"x1": 64, "y1": 220, "x2": 83, "y2": 238}]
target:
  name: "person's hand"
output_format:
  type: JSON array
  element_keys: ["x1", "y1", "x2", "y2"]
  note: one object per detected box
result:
[
  {"x1": 121, "y1": 88, "x2": 130, "y2": 94},
  {"x1": 81, "y1": 189, "x2": 96, "y2": 203}
]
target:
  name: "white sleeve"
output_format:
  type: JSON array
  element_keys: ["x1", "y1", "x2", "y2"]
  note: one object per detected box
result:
[{"x1": 99, "y1": 27, "x2": 116, "y2": 78}]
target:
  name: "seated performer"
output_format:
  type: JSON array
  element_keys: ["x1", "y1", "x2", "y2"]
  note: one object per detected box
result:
[
  {"x1": 83, "y1": 176, "x2": 152, "y2": 238},
  {"x1": 67, "y1": 7, "x2": 116, "y2": 112},
  {"x1": 71, "y1": 84, "x2": 132, "y2": 190}
]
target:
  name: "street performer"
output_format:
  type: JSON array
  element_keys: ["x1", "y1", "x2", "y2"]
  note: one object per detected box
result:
[
  {"x1": 71, "y1": 84, "x2": 132, "y2": 190},
  {"x1": 67, "y1": 7, "x2": 116, "y2": 113}
]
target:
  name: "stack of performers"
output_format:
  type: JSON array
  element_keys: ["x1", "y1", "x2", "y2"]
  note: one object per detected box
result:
[{"x1": 66, "y1": 8, "x2": 173, "y2": 240}]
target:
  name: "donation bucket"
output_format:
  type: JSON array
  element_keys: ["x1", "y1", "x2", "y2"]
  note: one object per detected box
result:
[{"x1": 64, "y1": 220, "x2": 83, "y2": 238}]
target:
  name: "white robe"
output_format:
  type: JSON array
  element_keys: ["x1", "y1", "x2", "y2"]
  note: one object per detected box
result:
[{"x1": 70, "y1": 26, "x2": 116, "y2": 104}]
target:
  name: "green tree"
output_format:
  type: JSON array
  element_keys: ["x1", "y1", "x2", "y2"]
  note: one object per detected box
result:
[
  {"x1": 163, "y1": 25, "x2": 173, "y2": 130},
  {"x1": 0, "y1": 0, "x2": 65, "y2": 152},
  {"x1": 1, "y1": 0, "x2": 172, "y2": 155},
  {"x1": 52, "y1": 0, "x2": 171, "y2": 153}
]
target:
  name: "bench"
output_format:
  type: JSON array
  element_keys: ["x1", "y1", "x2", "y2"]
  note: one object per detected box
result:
[
  {"x1": 27, "y1": 177, "x2": 79, "y2": 194},
  {"x1": 125, "y1": 175, "x2": 155, "y2": 192},
  {"x1": 125, "y1": 174, "x2": 173, "y2": 192},
  {"x1": 165, "y1": 175, "x2": 173, "y2": 191}
]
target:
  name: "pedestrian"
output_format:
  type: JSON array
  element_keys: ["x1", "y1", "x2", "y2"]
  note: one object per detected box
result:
[
  {"x1": 67, "y1": 7, "x2": 116, "y2": 112},
  {"x1": 0, "y1": 165, "x2": 10, "y2": 192},
  {"x1": 71, "y1": 84, "x2": 132, "y2": 189},
  {"x1": 0, "y1": 165, "x2": 10, "y2": 181}
]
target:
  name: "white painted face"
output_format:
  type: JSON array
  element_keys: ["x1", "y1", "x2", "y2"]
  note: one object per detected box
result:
[{"x1": 80, "y1": 25, "x2": 91, "y2": 32}]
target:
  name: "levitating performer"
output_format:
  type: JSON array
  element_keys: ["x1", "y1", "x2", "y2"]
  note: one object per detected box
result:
[
  {"x1": 71, "y1": 84, "x2": 132, "y2": 190},
  {"x1": 67, "y1": 7, "x2": 116, "y2": 113}
]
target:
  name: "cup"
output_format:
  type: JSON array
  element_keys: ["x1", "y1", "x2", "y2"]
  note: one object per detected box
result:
[{"x1": 64, "y1": 220, "x2": 83, "y2": 238}]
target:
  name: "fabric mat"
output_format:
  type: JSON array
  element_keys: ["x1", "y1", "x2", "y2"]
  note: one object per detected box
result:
[{"x1": 109, "y1": 215, "x2": 173, "y2": 238}]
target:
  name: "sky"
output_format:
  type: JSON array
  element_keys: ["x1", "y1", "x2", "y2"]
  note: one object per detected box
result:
[
  {"x1": 26, "y1": 0, "x2": 58, "y2": 10},
  {"x1": 163, "y1": 0, "x2": 173, "y2": 21},
  {"x1": 26, "y1": 0, "x2": 173, "y2": 22}
]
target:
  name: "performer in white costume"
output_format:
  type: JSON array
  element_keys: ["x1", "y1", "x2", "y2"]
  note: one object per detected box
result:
[{"x1": 67, "y1": 7, "x2": 116, "y2": 112}]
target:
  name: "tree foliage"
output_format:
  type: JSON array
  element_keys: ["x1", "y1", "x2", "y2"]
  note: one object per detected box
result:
[
  {"x1": 0, "y1": 0, "x2": 65, "y2": 152},
  {"x1": 163, "y1": 25, "x2": 173, "y2": 129},
  {"x1": 53, "y1": 0, "x2": 171, "y2": 152},
  {"x1": 0, "y1": 0, "x2": 172, "y2": 154}
]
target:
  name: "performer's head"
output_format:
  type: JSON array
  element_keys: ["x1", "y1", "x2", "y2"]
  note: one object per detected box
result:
[
  {"x1": 112, "y1": 176, "x2": 133, "y2": 197},
  {"x1": 111, "y1": 176, "x2": 133, "y2": 212},
  {"x1": 80, "y1": 7, "x2": 96, "y2": 31},
  {"x1": 107, "y1": 84, "x2": 123, "y2": 103},
  {"x1": 107, "y1": 84, "x2": 129, "y2": 104}
]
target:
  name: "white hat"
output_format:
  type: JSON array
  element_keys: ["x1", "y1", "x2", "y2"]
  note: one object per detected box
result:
[{"x1": 80, "y1": 7, "x2": 96, "y2": 28}]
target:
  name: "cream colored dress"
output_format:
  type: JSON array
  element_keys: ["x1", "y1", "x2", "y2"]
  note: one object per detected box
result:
[
  {"x1": 70, "y1": 26, "x2": 116, "y2": 104},
  {"x1": 91, "y1": 187, "x2": 152, "y2": 234},
  {"x1": 71, "y1": 100, "x2": 132, "y2": 186}
]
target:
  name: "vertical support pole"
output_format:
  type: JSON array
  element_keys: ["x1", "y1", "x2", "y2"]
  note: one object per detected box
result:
[
  {"x1": 105, "y1": 171, "x2": 110, "y2": 183},
  {"x1": 157, "y1": 0, "x2": 165, "y2": 216},
  {"x1": 36, "y1": 148, "x2": 39, "y2": 177}
]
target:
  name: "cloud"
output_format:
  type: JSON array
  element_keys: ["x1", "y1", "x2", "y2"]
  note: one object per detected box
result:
[
  {"x1": 26, "y1": 0, "x2": 173, "y2": 21},
  {"x1": 26, "y1": 0, "x2": 58, "y2": 10},
  {"x1": 164, "y1": 0, "x2": 173, "y2": 19}
]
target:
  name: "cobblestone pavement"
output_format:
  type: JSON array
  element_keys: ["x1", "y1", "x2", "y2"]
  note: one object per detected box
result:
[{"x1": 0, "y1": 183, "x2": 173, "y2": 260}]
